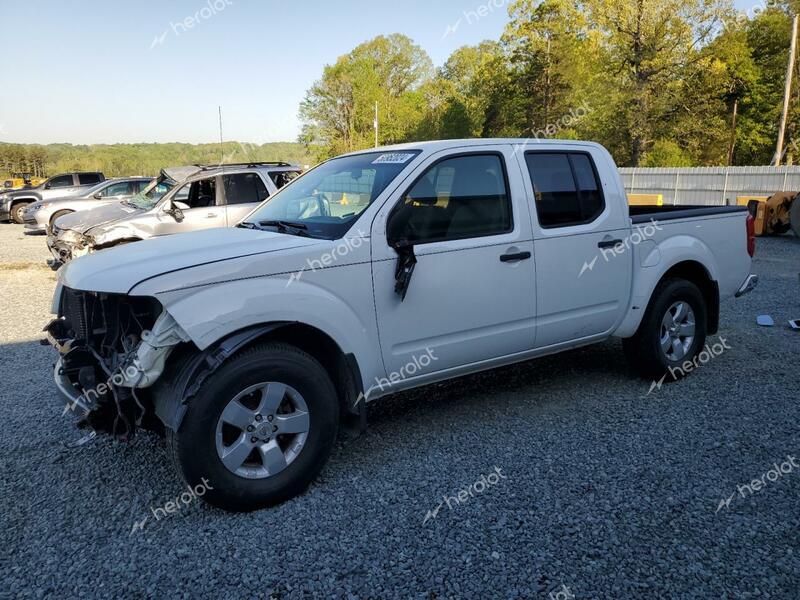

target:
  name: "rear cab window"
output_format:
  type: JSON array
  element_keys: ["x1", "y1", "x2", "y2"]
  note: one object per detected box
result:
[
  {"x1": 524, "y1": 151, "x2": 604, "y2": 228},
  {"x1": 78, "y1": 173, "x2": 103, "y2": 185}
]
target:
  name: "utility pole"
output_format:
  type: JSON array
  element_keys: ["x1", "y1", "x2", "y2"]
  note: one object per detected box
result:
[
  {"x1": 773, "y1": 14, "x2": 798, "y2": 166},
  {"x1": 218, "y1": 105, "x2": 224, "y2": 166},
  {"x1": 374, "y1": 101, "x2": 379, "y2": 148}
]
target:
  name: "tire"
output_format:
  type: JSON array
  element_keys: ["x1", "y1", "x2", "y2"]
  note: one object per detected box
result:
[
  {"x1": 10, "y1": 202, "x2": 29, "y2": 224},
  {"x1": 168, "y1": 342, "x2": 339, "y2": 512},
  {"x1": 623, "y1": 277, "x2": 708, "y2": 381},
  {"x1": 790, "y1": 196, "x2": 800, "y2": 239},
  {"x1": 49, "y1": 210, "x2": 73, "y2": 231}
]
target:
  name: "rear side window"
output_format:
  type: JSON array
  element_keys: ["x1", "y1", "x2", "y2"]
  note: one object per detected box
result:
[
  {"x1": 223, "y1": 173, "x2": 269, "y2": 205},
  {"x1": 388, "y1": 154, "x2": 512, "y2": 245},
  {"x1": 269, "y1": 171, "x2": 301, "y2": 189},
  {"x1": 78, "y1": 173, "x2": 103, "y2": 185},
  {"x1": 48, "y1": 175, "x2": 74, "y2": 188},
  {"x1": 525, "y1": 152, "x2": 604, "y2": 228}
]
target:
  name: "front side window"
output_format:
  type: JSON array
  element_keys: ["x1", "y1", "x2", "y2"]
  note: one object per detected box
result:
[
  {"x1": 525, "y1": 152, "x2": 605, "y2": 228},
  {"x1": 223, "y1": 173, "x2": 269, "y2": 205},
  {"x1": 48, "y1": 175, "x2": 74, "y2": 188},
  {"x1": 175, "y1": 178, "x2": 216, "y2": 209},
  {"x1": 102, "y1": 182, "x2": 132, "y2": 197},
  {"x1": 387, "y1": 154, "x2": 512, "y2": 245},
  {"x1": 246, "y1": 150, "x2": 420, "y2": 239}
]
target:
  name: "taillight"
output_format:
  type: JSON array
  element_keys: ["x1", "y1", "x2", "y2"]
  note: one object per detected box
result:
[{"x1": 746, "y1": 214, "x2": 755, "y2": 257}]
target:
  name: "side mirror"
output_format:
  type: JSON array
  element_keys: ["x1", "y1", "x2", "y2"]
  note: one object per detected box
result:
[
  {"x1": 44, "y1": 183, "x2": 51, "y2": 189},
  {"x1": 166, "y1": 204, "x2": 185, "y2": 222},
  {"x1": 93, "y1": 192, "x2": 103, "y2": 199}
]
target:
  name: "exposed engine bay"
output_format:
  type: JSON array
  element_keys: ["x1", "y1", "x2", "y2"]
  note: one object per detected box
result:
[{"x1": 45, "y1": 286, "x2": 189, "y2": 438}]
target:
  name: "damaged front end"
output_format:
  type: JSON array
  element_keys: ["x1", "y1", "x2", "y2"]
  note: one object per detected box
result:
[
  {"x1": 47, "y1": 227, "x2": 93, "y2": 270},
  {"x1": 45, "y1": 286, "x2": 190, "y2": 438}
]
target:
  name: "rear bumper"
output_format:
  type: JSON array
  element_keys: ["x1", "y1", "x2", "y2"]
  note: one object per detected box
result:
[{"x1": 735, "y1": 274, "x2": 758, "y2": 298}]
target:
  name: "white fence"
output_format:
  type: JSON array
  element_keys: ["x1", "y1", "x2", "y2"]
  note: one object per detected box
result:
[{"x1": 619, "y1": 166, "x2": 800, "y2": 206}]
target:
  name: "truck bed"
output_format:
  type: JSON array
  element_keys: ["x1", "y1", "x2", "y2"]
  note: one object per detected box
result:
[{"x1": 630, "y1": 204, "x2": 748, "y2": 224}]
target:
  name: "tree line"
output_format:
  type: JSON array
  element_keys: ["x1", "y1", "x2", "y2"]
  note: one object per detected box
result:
[
  {"x1": 0, "y1": 142, "x2": 313, "y2": 179},
  {"x1": 299, "y1": 0, "x2": 800, "y2": 167}
]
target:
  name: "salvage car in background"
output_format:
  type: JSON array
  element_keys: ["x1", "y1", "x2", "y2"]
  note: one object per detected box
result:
[
  {"x1": 47, "y1": 162, "x2": 301, "y2": 266},
  {"x1": 23, "y1": 177, "x2": 158, "y2": 234},
  {"x1": 0, "y1": 171, "x2": 105, "y2": 223},
  {"x1": 45, "y1": 139, "x2": 757, "y2": 512}
]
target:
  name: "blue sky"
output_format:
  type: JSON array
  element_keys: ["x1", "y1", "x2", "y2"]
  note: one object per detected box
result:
[{"x1": 0, "y1": 0, "x2": 757, "y2": 145}]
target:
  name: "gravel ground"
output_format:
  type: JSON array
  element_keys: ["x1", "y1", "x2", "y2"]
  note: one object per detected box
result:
[{"x1": 1, "y1": 224, "x2": 799, "y2": 599}]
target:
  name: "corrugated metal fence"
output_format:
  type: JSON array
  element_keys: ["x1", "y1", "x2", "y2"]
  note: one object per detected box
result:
[{"x1": 619, "y1": 166, "x2": 800, "y2": 205}]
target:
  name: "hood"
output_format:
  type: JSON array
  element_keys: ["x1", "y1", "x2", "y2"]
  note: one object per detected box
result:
[
  {"x1": 59, "y1": 227, "x2": 325, "y2": 294},
  {"x1": 161, "y1": 165, "x2": 202, "y2": 184},
  {"x1": 56, "y1": 202, "x2": 144, "y2": 233}
]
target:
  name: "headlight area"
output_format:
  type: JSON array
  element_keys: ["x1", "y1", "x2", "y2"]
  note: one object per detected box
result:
[{"x1": 45, "y1": 288, "x2": 191, "y2": 438}]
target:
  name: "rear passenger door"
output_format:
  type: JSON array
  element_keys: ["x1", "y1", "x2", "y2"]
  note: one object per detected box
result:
[
  {"x1": 372, "y1": 148, "x2": 537, "y2": 375},
  {"x1": 221, "y1": 172, "x2": 270, "y2": 225},
  {"x1": 522, "y1": 149, "x2": 631, "y2": 348}
]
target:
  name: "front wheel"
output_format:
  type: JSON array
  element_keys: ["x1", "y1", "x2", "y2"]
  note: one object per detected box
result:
[
  {"x1": 11, "y1": 202, "x2": 30, "y2": 224},
  {"x1": 167, "y1": 342, "x2": 339, "y2": 512},
  {"x1": 623, "y1": 277, "x2": 708, "y2": 381}
]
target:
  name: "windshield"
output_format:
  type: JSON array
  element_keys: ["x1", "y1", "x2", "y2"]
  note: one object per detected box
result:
[
  {"x1": 245, "y1": 150, "x2": 420, "y2": 239},
  {"x1": 128, "y1": 180, "x2": 174, "y2": 209}
]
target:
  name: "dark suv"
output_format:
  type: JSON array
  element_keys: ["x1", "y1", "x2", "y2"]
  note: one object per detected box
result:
[{"x1": 0, "y1": 172, "x2": 106, "y2": 223}]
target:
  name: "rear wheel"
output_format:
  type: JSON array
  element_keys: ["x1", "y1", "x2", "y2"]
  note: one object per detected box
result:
[
  {"x1": 623, "y1": 278, "x2": 708, "y2": 381},
  {"x1": 167, "y1": 342, "x2": 339, "y2": 512},
  {"x1": 790, "y1": 195, "x2": 800, "y2": 238},
  {"x1": 10, "y1": 202, "x2": 29, "y2": 224}
]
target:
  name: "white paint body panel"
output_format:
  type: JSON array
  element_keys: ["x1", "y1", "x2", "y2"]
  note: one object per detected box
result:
[{"x1": 53, "y1": 139, "x2": 753, "y2": 397}]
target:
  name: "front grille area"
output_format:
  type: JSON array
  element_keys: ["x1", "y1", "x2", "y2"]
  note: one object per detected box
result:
[{"x1": 52, "y1": 287, "x2": 163, "y2": 436}]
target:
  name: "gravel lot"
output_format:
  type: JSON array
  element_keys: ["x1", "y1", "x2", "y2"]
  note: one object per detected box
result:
[{"x1": 1, "y1": 223, "x2": 799, "y2": 599}]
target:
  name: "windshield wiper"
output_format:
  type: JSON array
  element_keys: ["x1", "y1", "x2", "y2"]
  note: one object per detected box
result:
[
  {"x1": 237, "y1": 221, "x2": 259, "y2": 230},
  {"x1": 259, "y1": 220, "x2": 312, "y2": 237}
]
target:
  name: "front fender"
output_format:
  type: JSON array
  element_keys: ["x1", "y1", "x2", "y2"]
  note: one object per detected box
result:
[
  {"x1": 143, "y1": 269, "x2": 382, "y2": 390},
  {"x1": 614, "y1": 234, "x2": 719, "y2": 338}
]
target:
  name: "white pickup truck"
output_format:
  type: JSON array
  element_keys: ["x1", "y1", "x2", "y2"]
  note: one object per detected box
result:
[{"x1": 46, "y1": 139, "x2": 757, "y2": 511}]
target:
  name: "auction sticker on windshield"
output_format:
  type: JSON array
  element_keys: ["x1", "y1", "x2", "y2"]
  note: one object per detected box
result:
[{"x1": 372, "y1": 153, "x2": 416, "y2": 164}]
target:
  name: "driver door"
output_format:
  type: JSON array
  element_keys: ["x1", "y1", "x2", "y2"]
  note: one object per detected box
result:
[
  {"x1": 153, "y1": 176, "x2": 226, "y2": 235},
  {"x1": 371, "y1": 147, "x2": 537, "y2": 376}
]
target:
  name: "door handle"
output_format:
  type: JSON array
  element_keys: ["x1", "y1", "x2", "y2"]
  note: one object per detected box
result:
[
  {"x1": 597, "y1": 239, "x2": 622, "y2": 249},
  {"x1": 205, "y1": 213, "x2": 217, "y2": 218},
  {"x1": 499, "y1": 251, "x2": 531, "y2": 262}
]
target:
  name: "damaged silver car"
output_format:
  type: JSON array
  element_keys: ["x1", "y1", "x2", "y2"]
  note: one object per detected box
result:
[{"x1": 47, "y1": 162, "x2": 301, "y2": 268}]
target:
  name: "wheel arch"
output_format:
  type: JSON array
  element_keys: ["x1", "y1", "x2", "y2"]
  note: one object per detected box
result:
[
  {"x1": 615, "y1": 257, "x2": 720, "y2": 338},
  {"x1": 152, "y1": 321, "x2": 365, "y2": 434}
]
